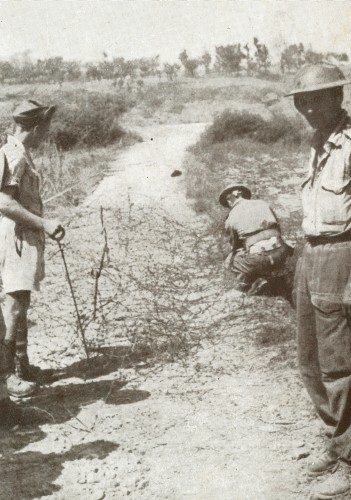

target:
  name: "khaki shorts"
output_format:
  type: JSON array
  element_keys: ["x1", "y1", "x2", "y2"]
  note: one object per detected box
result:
[{"x1": 0, "y1": 219, "x2": 45, "y2": 293}]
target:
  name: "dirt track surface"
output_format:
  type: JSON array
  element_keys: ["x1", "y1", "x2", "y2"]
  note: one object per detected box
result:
[
  {"x1": 85, "y1": 123, "x2": 207, "y2": 222},
  {"x1": 1, "y1": 123, "x2": 328, "y2": 499}
]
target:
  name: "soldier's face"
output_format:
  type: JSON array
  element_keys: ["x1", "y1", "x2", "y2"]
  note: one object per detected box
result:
[
  {"x1": 226, "y1": 190, "x2": 242, "y2": 207},
  {"x1": 294, "y1": 88, "x2": 343, "y2": 131},
  {"x1": 30, "y1": 120, "x2": 51, "y2": 148}
]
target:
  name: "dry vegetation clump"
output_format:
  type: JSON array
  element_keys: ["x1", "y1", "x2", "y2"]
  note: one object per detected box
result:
[
  {"x1": 0, "y1": 87, "x2": 138, "y2": 148},
  {"x1": 33, "y1": 144, "x2": 115, "y2": 209},
  {"x1": 42, "y1": 89, "x2": 137, "y2": 150},
  {"x1": 189, "y1": 82, "x2": 284, "y2": 103},
  {"x1": 30, "y1": 202, "x2": 246, "y2": 372},
  {"x1": 245, "y1": 296, "x2": 296, "y2": 348},
  {"x1": 199, "y1": 109, "x2": 307, "y2": 146},
  {"x1": 137, "y1": 79, "x2": 283, "y2": 120}
]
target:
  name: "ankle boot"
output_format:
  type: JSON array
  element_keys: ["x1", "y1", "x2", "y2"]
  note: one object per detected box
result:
[
  {"x1": 6, "y1": 373, "x2": 37, "y2": 398},
  {"x1": 3, "y1": 340, "x2": 36, "y2": 398}
]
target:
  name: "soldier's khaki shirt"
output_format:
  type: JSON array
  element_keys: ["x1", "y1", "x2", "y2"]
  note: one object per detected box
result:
[
  {"x1": 0, "y1": 135, "x2": 44, "y2": 293},
  {"x1": 2, "y1": 135, "x2": 43, "y2": 216},
  {"x1": 225, "y1": 198, "x2": 278, "y2": 239},
  {"x1": 301, "y1": 111, "x2": 351, "y2": 237}
]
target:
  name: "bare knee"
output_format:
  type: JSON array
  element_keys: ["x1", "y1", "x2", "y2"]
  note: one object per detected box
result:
[{"x1": 3, "y1": 292, "x2": 30, "y2": 322}]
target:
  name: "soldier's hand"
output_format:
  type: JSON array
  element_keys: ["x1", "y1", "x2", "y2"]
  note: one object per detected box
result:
[{"x1": 43, "y1": 219, "x2": 65, "y2": 241}]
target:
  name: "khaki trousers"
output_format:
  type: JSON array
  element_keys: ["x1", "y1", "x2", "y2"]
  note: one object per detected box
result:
[
  {"x1": 232, "y1": 244, "x2": 289, "y2": 281},
  {"x1": 296, "y1": 240, "x2": 351, "y2": 459},
  {"x1": 0, "y1": 307, "x2": 8, "y2": 400}
]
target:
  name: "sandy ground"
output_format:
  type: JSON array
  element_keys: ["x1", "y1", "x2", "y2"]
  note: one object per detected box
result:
[{"x1": 0, "y1": 122, "x2": 334, "y2": 500}]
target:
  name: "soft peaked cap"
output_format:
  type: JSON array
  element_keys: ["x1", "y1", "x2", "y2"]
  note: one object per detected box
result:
[{"x1": 12, "y1": 100, "x2": 56, "y2": 128}]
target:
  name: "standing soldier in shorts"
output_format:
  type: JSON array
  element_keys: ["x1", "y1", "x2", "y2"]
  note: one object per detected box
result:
[{"x1": 0, "y1": 100, "x2": 65, "y2": 398}]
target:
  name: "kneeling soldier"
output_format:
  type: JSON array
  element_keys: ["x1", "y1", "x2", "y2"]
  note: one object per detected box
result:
[{"x1": 219, "y1": 183, "x2": 290, "y2": 295}]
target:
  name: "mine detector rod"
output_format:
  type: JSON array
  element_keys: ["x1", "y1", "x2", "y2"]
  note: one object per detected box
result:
[
  {"x1": 42, "y1": 173, "x2": 102, "y2": 205},
  {"x1": 43, "y1": 183, "x2": 81, "y2": 205},
  {"x1": 56, "y1": 237, "x2": 90, "y2": 361}
]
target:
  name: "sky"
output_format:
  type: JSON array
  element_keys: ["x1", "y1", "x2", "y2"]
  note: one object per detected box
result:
[{"x1": 0, "y1": 1, "x2": 350, "y2": 63}]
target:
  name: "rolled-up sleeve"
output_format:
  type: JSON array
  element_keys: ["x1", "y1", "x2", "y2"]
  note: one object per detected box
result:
[{"x1": 2, "y1": 154, "x2": 26, "y2": 190}]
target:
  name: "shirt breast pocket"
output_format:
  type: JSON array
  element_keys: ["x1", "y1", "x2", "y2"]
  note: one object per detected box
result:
[{"x1": 319, "y1": 176, "x2": 351, "y2": 226}]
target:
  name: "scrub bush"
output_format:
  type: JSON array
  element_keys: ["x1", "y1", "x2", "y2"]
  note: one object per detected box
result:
[
  {"x1": 201, "y1": 109, "x2": 306, "y2": 146},
  {"x1": 47, "y1": 90, "x2": 136, "y2": 150}
]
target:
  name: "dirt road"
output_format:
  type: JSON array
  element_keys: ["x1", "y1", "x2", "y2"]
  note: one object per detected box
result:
[
  {"x1": 1, "y1": 123, "x2": 325, "y2": 500},
  {"x1": 86, "y1": 122, "x2": 207, "y2": 222}
]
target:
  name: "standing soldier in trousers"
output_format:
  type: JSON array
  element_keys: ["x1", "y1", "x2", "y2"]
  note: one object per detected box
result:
[
  {"x1": 0, "y1": 101, "x2": 65, "y2": 398},
  {"x1": 287, "y1": 64, "x2": 351, "y2": 498}
]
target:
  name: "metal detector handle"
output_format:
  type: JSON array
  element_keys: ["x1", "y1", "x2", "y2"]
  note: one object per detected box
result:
[
  {"x1": 56, "y1": 238, "x2": 90, "y2": 361},
  {"x1": 51, "y1": 225, "x2": 65, "y2": 241}
]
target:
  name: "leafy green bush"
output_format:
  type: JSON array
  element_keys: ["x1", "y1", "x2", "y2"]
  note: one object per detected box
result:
[
  {"x1": 46, "y1": 90, "x2": 136, "y2": 150},
  {"x1": 201, "y1": 109, "x2": 306, "y2": 146}
]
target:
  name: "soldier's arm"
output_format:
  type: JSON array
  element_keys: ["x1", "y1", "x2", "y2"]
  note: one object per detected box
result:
[
  {"x1": 0, "y1": 186, "x2": 64, "y2": 239},
  {"x1": 223, "y1": 227, "x2": 242, "y2": 269},
  {"x1": 228, "y1": 227, "x2": 241, "y2": 253},
  {"x1": 269, "y1": 206, "x2": 281, "y2": 230}
]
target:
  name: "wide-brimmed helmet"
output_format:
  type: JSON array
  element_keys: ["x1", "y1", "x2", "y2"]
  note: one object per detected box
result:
[
  {"x1": 285, "y1": 63, "x2": 351, "y2": 97},
  {"x1": 219, "y1": 184, "x2": 251, "y2": 207}
]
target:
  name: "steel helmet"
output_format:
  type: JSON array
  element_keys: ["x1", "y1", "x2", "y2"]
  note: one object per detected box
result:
[
  {"x1": 285, "y1": 63, "x2": 351, "y2": 97},
  {"x1": 219, "y1": 184, "x2": 251, "y2": 207}
]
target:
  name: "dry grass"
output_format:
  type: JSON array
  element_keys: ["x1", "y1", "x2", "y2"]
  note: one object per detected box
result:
[{"x1": 33, "y1": 135, "x2": 140, "y2": 213}]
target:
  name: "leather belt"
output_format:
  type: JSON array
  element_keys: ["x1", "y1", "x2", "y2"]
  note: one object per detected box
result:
[
  {"x1": 249, "y1": 236, "x2": 282, "y2": 254},
  {"x1": 245, "y1": 228, "x2": 281, "y2": 250},
  {"x1": 307, "y1": 231, "x2": 351, "y2": 246}
]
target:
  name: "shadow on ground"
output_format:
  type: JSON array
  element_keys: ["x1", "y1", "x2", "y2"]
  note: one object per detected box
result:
[
  {"x1": 50, "y1": 345, "x2": 152, "y2": 381},
  {"x1": 28, "y1": 378, "x2": 151, "y2": 425},
  {"x1": 0, "y1": 378, "x2": 150, "y2": 453},
  {"x1": 0, "y1": 440, "x2": 118, "y2": 499},
  {"x1": 0, "y1": 378, "x2": 150, "y2": 498}
]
